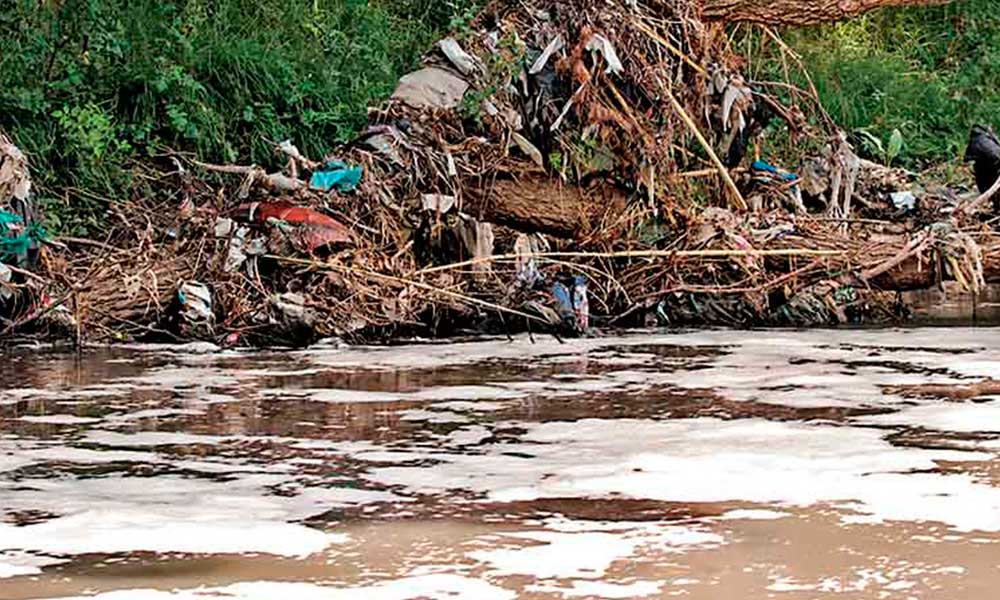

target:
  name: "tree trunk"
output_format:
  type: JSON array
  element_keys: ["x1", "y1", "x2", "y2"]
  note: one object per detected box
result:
[
  {"x1": 469, "y1": 178, "x2": 628, "y2": 239},
  {"x1": 702, "y1": 0, "x2": 952, "y2": 26}
]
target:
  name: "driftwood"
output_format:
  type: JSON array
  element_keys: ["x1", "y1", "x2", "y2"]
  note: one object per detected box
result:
[
  {"x1": 702, "y1": 0, "x2": 953, "y2": 26},
  {"x1": 472, "y1": 178, "x2": 629, "y2": 239},
  {"x1": 874, "y1": 250, "x2": 1000, "y2": 292}
]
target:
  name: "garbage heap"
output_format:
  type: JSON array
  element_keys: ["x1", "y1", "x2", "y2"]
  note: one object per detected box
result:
[{"x1": 1, "y1": 0, "x2": 994, "y2": 345}]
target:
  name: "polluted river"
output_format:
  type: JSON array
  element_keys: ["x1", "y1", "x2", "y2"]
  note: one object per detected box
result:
[{"x1": 3, "y1": 328, "x2": 1000, "y2": 599}]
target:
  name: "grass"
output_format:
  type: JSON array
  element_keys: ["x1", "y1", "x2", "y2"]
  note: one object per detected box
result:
[
  {"x1": 749, "y1": 0, "x2": 1000, "y2": 169},
  {"x1": 0, "y1": 0, "x2": 475, "y2": 234}
]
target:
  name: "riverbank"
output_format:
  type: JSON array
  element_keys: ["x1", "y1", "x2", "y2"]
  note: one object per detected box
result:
[{"x1": 2, "y1": 0, "x2": 996, "y2": 347}]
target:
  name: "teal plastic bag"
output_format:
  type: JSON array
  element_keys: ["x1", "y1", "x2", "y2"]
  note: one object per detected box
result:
[
  {"x1": 1, "y1": 209, "x2": 46, "y2": 263},
  {"x1": 309, "y1": 161, "x2": 362, "y2": 192},
  {"x1": 0, "y1": 210, "x2": 22, "y2": 227}
]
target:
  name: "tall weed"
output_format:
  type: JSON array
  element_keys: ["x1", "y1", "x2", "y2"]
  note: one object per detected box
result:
[{"x1": 751, "y1": 0, "x2": 1000, "y2": 167}]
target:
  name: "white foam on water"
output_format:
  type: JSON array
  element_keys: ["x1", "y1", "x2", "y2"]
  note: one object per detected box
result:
[
  {"x1": 259, "y1": 388, "x2": 406, "y2": 403},
  {"x1": 767, "y1": 577, "x2": 818, "y2": 592},
  {"x1": 674, "y1": 328, "x2": 1000, "y2": 392},
  {"x1": 294, "y1": 328, "x2": 995, "y2": 373},
  {"x1": 468, "y1": 519, "x2": 722, "y2": 581},
  {"x1": 399, "y1": 409, "x2": 468, "y2": 424},
  {"x1": 469, "y1": 531, "x2": 638, "y2": 579},
  {"x1": 885, "y1": 580, "x2": 918, "y2": 590},
  {"x1": 283, "y1": 328, "x2": 1000, "y2": 413},
  {"x1": 12, "y1": 328, "x2": 1000, "y2": 595},
  {"x1": 17, "y1": 414, "x2": 102, "y2": 425},
  {"x1": 42, "y1": 575, "x2": 516, "y2": 600},
  {"x1": 83, "y1": 430, "x2": 228, "y2": 447},
  {"x1": 0, "y1": 454, "x2": 33, "y2": 474},
  {"x1": 113, "y1": 341, "x2": 223, "y2": 355},
  {"x1": 858, "y1": 399, "x2": 1000, "y2": 433},
  {"x1": 199, "y1": 393, "x2": 240, "y2": 404},
  {"x1": 106, "y1": 408, "x2": 205, "y2": 422},
  {"x1": 0, "y1": 562, "x2": 40, "y2": 578},
  {"x1": 296, "y1": 335, "x2": 630, "y2": 371},
  {"x1": 116, "y1": 366, "x2": 242, "y2": 389},
  {"x1": 30, "y1": 327, "x2": 988, "y2": 417},
  {"x1": 0, "y1": 551, "x2": 65, "y2": 579},
  {"x1": 666, "y1": 327, "x2": 995, "y2": 351},
  {"x1": 0, "y1": 386, "x2": 132, "y2": 405},
  {"x1": 412, "y1": 385, "x2": 528, "y2": 401},
  {"x1": 0, "y1": 514, "x2": 336, "y2": 559},
  {"x1": 663, "y1": 340, "x2": 963, "y2": 409},
  {"x1": 0, "y1": 474, "x2": 344, "y2": 559},
  {"x1": 1, "y1": 416, "x2": 401, "y2": 565},
  {"x1": 527, "y1": 580, "x2": 663, "y2": 598},
  {"x1": 445, "y1": 425, "x2": 492, "y2": 446},
  {"x1": 288, "y1": 485, "x2": 406, "y2": 507},
  {"x1": 766, "y1": 562, "x2": 967, "y2": 595},
  {"x1": 21, "y1": 446, "x2": 157, "y2": 464},
  {"x1": 717, "y1": 509, "x2": 793, "y2": 521},
  {"x1": 429, "y1": 400, "x2": 510, "y2": 412},
  {"x1": 234, "y1": 368, "x2": 323, "y2": 377},
  {"x1": 362, "y1": 417, "x2": 1000, "y2": 531},
  {"x1": 260, "y1": 384, "x2": 528, "y2": 405}
]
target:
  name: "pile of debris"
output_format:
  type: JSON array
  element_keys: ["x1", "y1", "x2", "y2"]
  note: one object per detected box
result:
[{"x1": 1, "y1": 0, "x2": 996, "y2": 345}]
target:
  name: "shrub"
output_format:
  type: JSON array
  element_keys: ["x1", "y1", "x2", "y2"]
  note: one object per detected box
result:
[{"x1": 0, "y1": 0, "x2": 474, "y2": 234}]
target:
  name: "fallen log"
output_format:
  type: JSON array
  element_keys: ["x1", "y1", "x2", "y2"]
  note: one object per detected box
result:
[
  {"x1": 872, "y1": 249, "x2": 1000, "y2": 291},
  {"x1": 470, "y1": 178, "x2": 629, "y2": 239},
  {"x1": 870, "y1": 256, "x2": 939, "y2": 291},
  {"x1": 702, "y1": 0, "x2": 953, "y2": 26}
]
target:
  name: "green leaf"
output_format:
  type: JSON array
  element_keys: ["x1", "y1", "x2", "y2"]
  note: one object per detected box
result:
[{"x1": 887, "y1": 128, "x2": 904, "y2": 163}]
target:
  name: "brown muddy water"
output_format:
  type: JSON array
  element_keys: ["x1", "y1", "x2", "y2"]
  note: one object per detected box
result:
[{"x1": 3, "y1": 329, "x2": 1000, "y2": 599}]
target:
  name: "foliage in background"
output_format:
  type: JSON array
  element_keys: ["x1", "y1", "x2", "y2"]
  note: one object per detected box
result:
[
  {"x1": 749, "y1": 0, "x2": 1000, "y2": 169},
  {"x1": 2, "y1": 0, "x2": 998, "y2": 234},
  {"x1": 0, "y1": 0, "x2": 475, "y2": 234}
]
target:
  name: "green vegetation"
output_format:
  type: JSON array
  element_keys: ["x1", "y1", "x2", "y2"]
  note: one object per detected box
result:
[
  {"x1": 755, "y1": 0, "x2": 1000, "y2": 168},
  {"x1": 0, "y1": 0, "x2": 474, "y2": 234},
  {"x1": 2, "y1": 0, "x2": 999, "y2": 233}
]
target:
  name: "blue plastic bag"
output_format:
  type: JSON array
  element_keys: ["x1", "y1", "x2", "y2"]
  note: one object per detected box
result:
[
  {"x1": 0, "y1": 210, "x2": 45, "y2": 263},
  {"x1": 309, "y1": 161, "x2": 363, "y2": 192}
]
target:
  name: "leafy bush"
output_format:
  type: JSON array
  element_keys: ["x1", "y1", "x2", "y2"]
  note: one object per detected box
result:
[{"x1": 0, "y1": 0, "x2": 474, "y2": 234}]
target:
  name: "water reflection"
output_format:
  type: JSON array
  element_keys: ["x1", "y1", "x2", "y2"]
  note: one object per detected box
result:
[{"x1": 2, "y1": 329, "x2": 1000, "y2": 599}]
